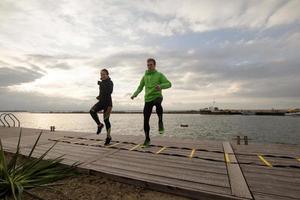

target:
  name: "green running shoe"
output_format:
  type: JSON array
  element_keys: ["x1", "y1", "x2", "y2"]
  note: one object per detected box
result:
[
  {"x1": 141, "y1": 138, "x2": 151, "y2": 148},
  {"x1": 159, "y1": 121, "x2": 164, "y2": 134}
]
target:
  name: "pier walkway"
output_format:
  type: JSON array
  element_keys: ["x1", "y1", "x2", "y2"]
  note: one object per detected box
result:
[{"x1": 0, "y1": 127, "x2": 299, "y2": 200}]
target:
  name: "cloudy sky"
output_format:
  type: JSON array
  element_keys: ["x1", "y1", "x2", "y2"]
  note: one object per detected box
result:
[{"x1": 0, "y1": 0, "x2": 299, "y2": 111}]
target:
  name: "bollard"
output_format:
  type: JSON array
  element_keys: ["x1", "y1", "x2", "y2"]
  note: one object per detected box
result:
[
  {"x1": 237, "y1": 136, "x2": 241, "y2": 145},
  {"x1": 50, "y1": 126, "x2": 55, "y2": 132},
  {"x1": 244, "y1": 136, "x2": 248, "y2": 145}
]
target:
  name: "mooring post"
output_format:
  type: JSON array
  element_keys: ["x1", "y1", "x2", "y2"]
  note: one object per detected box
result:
[
  {"x1": 50, "y1": 126, "x2": 55, "y2": 132},
  {"x1": 237, "y1": 136, "x2": 240, "y2": 145},
  {"x1": 244, "y1": 136, "x2": 248, "y2": 145}
]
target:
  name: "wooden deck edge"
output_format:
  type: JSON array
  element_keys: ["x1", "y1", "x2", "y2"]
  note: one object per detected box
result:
[
  {"x1": 82, "y1": 167, "x2": 248, "y2": 200},
  {"x1": 223, "y1": 142, "x2": 253, "y2": 199},
  {"x1": 3, "y1": 150, "x2": 243, "y2": 200}
]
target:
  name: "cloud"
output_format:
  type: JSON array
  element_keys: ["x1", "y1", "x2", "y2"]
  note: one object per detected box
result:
[
  {"x1": 134, "y1": 0, "x2": 299, "y2": 33},
  {"x1": 0, "y1": 87, "x2": 91, "y2": 111},
  {"x1": 0, "y1": 66, "x2": 44, "y2": 87},
  {"x1": 0, "y1": 0, "x2": 299, "y2": 110}
]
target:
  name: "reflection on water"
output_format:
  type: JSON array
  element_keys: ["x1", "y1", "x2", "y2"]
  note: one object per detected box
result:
[{"x1": 1, "y1": 112, "x2": 300, "y2": 144}]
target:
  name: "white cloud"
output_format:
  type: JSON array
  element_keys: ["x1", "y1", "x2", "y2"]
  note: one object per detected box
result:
[
  {"x1": 0, "y1": 0, "x2": 300, "y2": 110},
  {"x1": 136, "y1": 0, "x2": 299, "y2": 33},
  {"x1": 267, "y1": 0, "x2": 300, "y2": 27}
]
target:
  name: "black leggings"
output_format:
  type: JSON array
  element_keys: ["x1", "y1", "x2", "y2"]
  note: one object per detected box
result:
[
  {"x1": 90, "y1": 101, "x2": 112, "y2": 133},
  {"x1": 143, "y1": 97, "x2": 163, "y2": 139}
]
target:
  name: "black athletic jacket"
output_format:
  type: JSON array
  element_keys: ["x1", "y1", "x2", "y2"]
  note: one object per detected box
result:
[{"x1": 98, "y1": 78, "x2": 113, "y2": 106}]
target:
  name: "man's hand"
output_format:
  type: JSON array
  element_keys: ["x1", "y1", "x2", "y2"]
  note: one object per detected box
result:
[
  {"x1": 96, "y1": 96, "x2": 100, "y2": 100},
  {"x1": 155, "y1": 85, "x2": 161, "y2": 91}
]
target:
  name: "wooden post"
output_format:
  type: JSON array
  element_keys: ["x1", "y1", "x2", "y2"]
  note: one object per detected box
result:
[
  {"x1": 237, "y1": 136, "x2": 240, "y2": 145},
  {"x1": 244, "y1": 136, "x2": 248, "y2": 145},
  {"x1": 50, "y1": 126, "x2": 55, "y2": 132}
]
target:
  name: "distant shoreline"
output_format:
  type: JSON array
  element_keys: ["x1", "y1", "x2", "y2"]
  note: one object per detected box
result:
[
  {"x1": 0, "y1": 111, "x2": 201, "y2": 114},
  {"x1": 1, "y1": 109, "x2": 299, "y2": 116}
]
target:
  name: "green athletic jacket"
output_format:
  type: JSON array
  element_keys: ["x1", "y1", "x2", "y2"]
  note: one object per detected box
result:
[{"x1": 132, "y1": 70, "x2": 172, "y2": 102}]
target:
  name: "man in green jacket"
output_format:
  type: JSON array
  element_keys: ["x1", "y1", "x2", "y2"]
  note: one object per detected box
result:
[{"x1": 131, "y1": 58, "x2": 172, "y2": 147}]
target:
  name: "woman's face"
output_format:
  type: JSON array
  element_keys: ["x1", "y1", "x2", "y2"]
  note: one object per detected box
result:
[{"x1": 100, "y1": 71, "x2": 108, "y2": 80}]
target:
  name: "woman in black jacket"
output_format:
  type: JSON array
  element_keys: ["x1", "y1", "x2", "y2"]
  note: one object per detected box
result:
[{"x1": 90, "y1": 69, "x2": 113, "y2": 145}]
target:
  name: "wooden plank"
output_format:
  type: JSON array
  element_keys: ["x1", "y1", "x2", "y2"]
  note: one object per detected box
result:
[
  {"x1": 87, "y1": 163, "x2": 232, "y2": 197},
  {"x1": 115, "y1": 150, "x2": 227, "y2": 171},
  {"x1": 266, "y1": 157, "x2": 300, "y2": 167},
  {"x1": 237, "y1": 154, "x2": 300, "y2": 167},
  {"x1": 87, "y1": 168, "x2": 242, "y2": 200},
  {"x1": 108, "y1": 151, "x2": 227, "y2": 175},
  {"x1": 242, "y1": 171, "x2": 300, "y2": 188},
  {"x1": 98, "y1": 156, "x2": 230, "y2": 187},
  {"x1": 223, "y1": 142, "x2": 253, "y2": 199},
  {"x1": 195, "y1": 150, "x2": 225, "y2": 160},
  {"x1": 239, "y1": 162, "x2": 300, "y2": 199},
  {"x1": 245, "y1": 178, "x2": 300, "y2": 199},
  {"x1": 151, "y1": 137, "x2": 223, "y2": 150},
  {"x1": 97, "y1": 158, "x2": 229, "y2": 187},
  {"x1": 253, "y1": 192, "x2": 298, "y2": 200},
  {"x1": 239, "y1": 164, "x2": 300, "y2": 178}
]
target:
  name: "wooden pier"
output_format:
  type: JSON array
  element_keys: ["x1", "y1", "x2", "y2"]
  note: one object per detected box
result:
[{"x1": 0, "y1": 127, "x2": 299, "y2": 200}]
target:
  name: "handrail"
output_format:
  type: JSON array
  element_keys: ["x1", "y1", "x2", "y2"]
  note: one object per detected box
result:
[
  {"x1": 8, "y1": 113, "x2": 20, "y2": 127},
  {"x1": 0, "y1": 113, "x2": 8, "y2": 127},
  {"x1": 4, "y1": 114, "x2": 15, "y2": 127},
  {"x1": 0, "y1": 113, "x2": 21, "y2": 128}
]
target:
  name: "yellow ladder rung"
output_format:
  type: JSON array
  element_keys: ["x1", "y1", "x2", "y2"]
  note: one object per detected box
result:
[
  {"x1": 258, "y1": 155, "x2": 272, "y2": 167},
  {"x1": 189, "y1": 149, "x2": 196, "y2": 159},
  {"x1": 130, "y1": 144, "x2": 140, "y2": 151},
  {"x1": 225, "y1": 153, "x2": 230, "y2": 163},
  {"x1": 156, "y1": 147, "x2": 167, "y2": 154},
  {"x1": 89, "y1": 141, "x2": 102, "y2": 146}
]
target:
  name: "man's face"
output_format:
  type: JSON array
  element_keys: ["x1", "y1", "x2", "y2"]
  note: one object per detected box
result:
[
  {"x1": 100, "y1": 71, "x2": 108, "y2": 80},
  {"x1": 147, "y1": 60, "x2": 156, "y2": 71}
]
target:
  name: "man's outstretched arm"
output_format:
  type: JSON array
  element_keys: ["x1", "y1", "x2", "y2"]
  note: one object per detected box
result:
[{"x1": 131, "y1": 76, "x2": 145, "y2": 99}]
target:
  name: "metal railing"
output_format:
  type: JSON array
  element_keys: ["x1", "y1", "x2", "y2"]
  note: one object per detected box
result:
[{"x1": 0, "y1": 113, "x2": 20, "y2": 127}]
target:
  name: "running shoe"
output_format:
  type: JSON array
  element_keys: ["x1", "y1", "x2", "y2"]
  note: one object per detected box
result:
[
  {"x1": 104, "y1": 136, "x2": 112, "y2": 145},
  {"x1": 159, "y1": 121, "x2": 164, "y2": 134},
  {"x1": 141, "y1": 138, "x2": 151, "y2": 148},
  {"x1": 96, "y1": 123, "x2": 104, "y2": 135}
]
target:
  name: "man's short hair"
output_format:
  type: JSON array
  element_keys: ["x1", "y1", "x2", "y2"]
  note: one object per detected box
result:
[
  {"x1": 101, "y1": 69, "x2": 109, "y2": 75},
  {"x1": 147, "y1": 58, "x2": 156, "y2": 66}
]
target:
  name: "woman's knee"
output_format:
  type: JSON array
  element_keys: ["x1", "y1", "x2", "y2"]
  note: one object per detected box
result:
[{"x1": 104, "y1": 118, "x2": 110, "y2": 126}]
